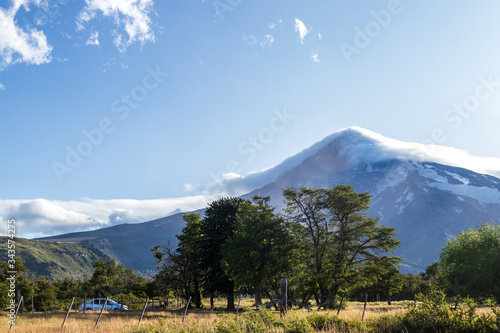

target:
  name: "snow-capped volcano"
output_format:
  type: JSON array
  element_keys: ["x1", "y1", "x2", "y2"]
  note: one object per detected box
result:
[
  {"x1": 245, "y1": 127, "x2": 500, "y2": 272},
  {"x1": 42, "y1": 127, "x2": 500, "y2": 273},
  {"x1": 225, "y1": 126, "x2": 500, "y2": 195}
]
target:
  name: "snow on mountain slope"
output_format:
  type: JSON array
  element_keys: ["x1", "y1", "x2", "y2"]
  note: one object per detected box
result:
[{"x1": 229, "y1": 127, "x2": 500, "y2": 195}]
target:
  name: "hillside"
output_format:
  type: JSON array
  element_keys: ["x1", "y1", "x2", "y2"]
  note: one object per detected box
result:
[{"x1": 0, "y1": 236, "x2": 111, "y2": 280}]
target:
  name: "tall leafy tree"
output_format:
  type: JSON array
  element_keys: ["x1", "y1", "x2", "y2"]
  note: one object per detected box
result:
[
  {"x1": 175, "y1": 213, "x2": 203, "y2": 307},
  {"x1": 283, "y1": 187, "x2": 330, "y2": 304},
  {"x1": 151, "y1": 214, "x2": 203, "y2": 306},
  {"x1": 284, "y1": 185, "x2": 400, "y2": 306},
  {"x1": 324, "y1": 185, "x2": 400, "y2": 303},
  {"x1": 439, "y1": 221, "x2": 500, "y2": 303},
  {"x1": 222, "y1": 196, "x2": 296, "y2": 308},
  {"x1": 199, "y1": 197, "x2": 245, "y2": 310}
]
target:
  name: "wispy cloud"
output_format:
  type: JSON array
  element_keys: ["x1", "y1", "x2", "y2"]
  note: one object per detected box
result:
[
  {"x1": 86, "y1": 30, "x2": 100, "y2": 46},
  {"x1": 0, "y1": 0, "x2": 53, "y2": 70},
  {"x1": 77, "y1": 0, "x2": 156, "y2": 52},
  {"x1": 243, "y1": 34, "x2": 274, "y2": 47},
  {"x1": 268, "y1": 19, "x2": 282, "y2": 30},
  {"x1": 243, "y1": 34, "x2": 258, "y2": 45},
  {"x1": 294, "y1": 18, "x2": 311, "y2": 44},
  {"x1": 260, "y1": 35, "x2": 274, "y2": 47},
  {"x1": 0, "y1": 83, "x2": 5, "y2": 90},
  {"x1": 311, "y1": 52, "x2": 319, "y2": 63}
]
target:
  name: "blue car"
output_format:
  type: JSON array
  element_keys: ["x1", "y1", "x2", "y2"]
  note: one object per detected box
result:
[{"x1": 79, "y1": 298, "x2": 129, "y2": 311}]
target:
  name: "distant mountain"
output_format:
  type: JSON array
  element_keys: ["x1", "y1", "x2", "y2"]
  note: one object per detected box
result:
[
  {"x1": 38, "y1": 210, "x2": 203, "y2": 273},
  {"x1": 38, "y1": 127, "x2": 500, "y2": 274},
  {"x1": 0, "y1": 236, "x2": 110, "y2": 280}
]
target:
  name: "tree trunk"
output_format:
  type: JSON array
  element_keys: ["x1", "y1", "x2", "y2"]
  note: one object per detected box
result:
[
  {"x1": 194, "y1": 276, "x2": 201, "y2": 308},
  {"x1": 255, "y1": 287, "x2": 263, "y2": 309},
  {"x1": 226, "y1": 282, "x2": 235, "y2": 310},
  {"x1": 387, "y1": 294, "x2": 392, "y2": 306},
  {"x1": 210, "y1": 293, "x2": 214, "y2": 309}
]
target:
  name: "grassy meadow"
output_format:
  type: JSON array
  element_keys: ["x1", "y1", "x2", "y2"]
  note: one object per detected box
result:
[{"x1": 3, "y1": 296, "x2": 499, "y2": 332}]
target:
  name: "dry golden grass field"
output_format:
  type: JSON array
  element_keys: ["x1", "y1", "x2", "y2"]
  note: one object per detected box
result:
[
  {"x1": 2, "y1": 298, "x2": 496, "y2": 332},
  {"x1": 1, "y1": 298, "x2": 408, "y2": 332}
]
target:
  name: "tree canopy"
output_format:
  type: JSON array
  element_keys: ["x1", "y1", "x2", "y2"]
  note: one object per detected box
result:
[
  {"x1": 439, "y1": 221, "x2": 500, "y2": 303},
  {"x1": 283, "y1": 185, "x2": 401, "y2": 306}
]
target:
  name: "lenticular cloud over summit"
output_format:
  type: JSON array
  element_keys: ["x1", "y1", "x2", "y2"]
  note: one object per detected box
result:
[{"x1": 326, "y1": 127, "x2": 500, "y2": 178}]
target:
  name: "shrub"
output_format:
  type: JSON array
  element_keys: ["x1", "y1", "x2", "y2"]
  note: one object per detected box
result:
[{"x1": 395, "y1": 290, "x2": 499, "y2": 333}]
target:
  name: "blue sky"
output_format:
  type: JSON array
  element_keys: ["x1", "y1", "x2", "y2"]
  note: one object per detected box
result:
[{"x1": 2, "y1": 0, "x2": 500, "y2": 237}]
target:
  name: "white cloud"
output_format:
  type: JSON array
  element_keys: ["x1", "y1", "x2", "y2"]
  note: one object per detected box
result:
[
  {"x1": 0, "y1": 0, "x2": 53, "y2": 70},
  {"x1": 0, "y1": 83, "x2": 5, "y2": 90},
  {"x1": 260, "y1": 35, "x2": 274, "y2": 47},
  {"x1": 318, "y1": 32, "x2": 322, "y2": 40},
  {"x1": 77, "y1": 0, "x2": 156, "y2": 52},
  {"x1": 0, "y1": 195, "x2": 217, "y2": 239},
  {"x1": 311, "y1": 52, "x2": 319, "y2": 63},
  {"x1": 184, "y1": 183, "x2": 197, "y2": 192},
  {"x1": 243, "y1": 34, "x2": 258, "y2": 45},
  {"x1": 86, "y1": 30, "x2": 100, "y2": 46},
  {"x1": 268, "y1": 19, "x2": 282, "y2": 29},
  {"x1": 294, "y1": 18, "x2": 311, "y2": 44},
  {"x1": 244, "y1": 34, "x2": 274, "y2": 47}
]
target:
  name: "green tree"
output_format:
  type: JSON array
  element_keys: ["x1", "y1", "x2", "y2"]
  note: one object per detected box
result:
[
  {"x1": 283, "y1": 187, "x2": 330, "y2": 305},
  {"x1": 284, "y1": 185, "x2": 401, "y2": 307},
  {"x1": 439, "y1": 221, "x2": 500, "y2": 302},
  {"x1": 53, "y1": 278, "x2": 79, "y2": 309},
  {"x1": 33, "y1": 278, "x2": 57, "y2": 311},
  {"x1": 324, "y1": 185, "x2": 400, "y2": 303},
  {"x1": 373, "y1": 262, "x2": 403, "y2": 305},
  {"x1": 152, "y1": 213, "x2": 203, "y2": 307},
  {"x1": 176, "y1": 213, "x2": 203, "y2": 307},
  {"x1": 89, "y1": 259, "x2": 119, "y2": 296},
  {"x1": 199, "y1": 197, "x2": 245, "y2": 310},
  {"x1": 0, "y1": 258, "x2": 33, "y2": 311},
  {"x1": 222, "y1": 196, "x2": 296, "y2": 308}
]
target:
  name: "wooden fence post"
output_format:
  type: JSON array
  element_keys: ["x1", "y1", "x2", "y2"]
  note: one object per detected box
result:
[
  {"x1": 9, "y1": 296, "x2": 23, "y2": 331},
  {"x1": 182, "y1": 296, "x2": 192, "y2": 323},
  {"x1": 83, "y1": 295, "x2": 86, "y2": 314},
  {"x1": 454, "y1": 295, "x2": 460, "y2": 310},
  {"x1": 61, "y1": 297, "x2": 75, "y2": 329},
  {"x1": 55, "y1": 297, "x2": 57, "y2": 313},
  {"x1": 280, "y1": 278, "x2": 288, "y2": 315},
  {"x1": 17, "y1": 291, "x2": 23, "y2": 314},
  {"x1": 361, "y1": 293, "x2": 368, "y2": 321},
  {"x1": 42, "y1": 298, "x2": 47, "y2": 315},
  {"x1": 337, "y1": 296, "x2": 343, "y2": 316},
  {"x1": 31, "y1": 295, "x2": 34, "y2": 314},
  {"x1": 138, "y1": 298, "x2": 149, "y2": 326},
  {"x1": 94, "y1": 298, "x2": 108, "y2": 330},
  {"x1": 236, "y1": 295, "x2": 242, "y2": 317}
]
